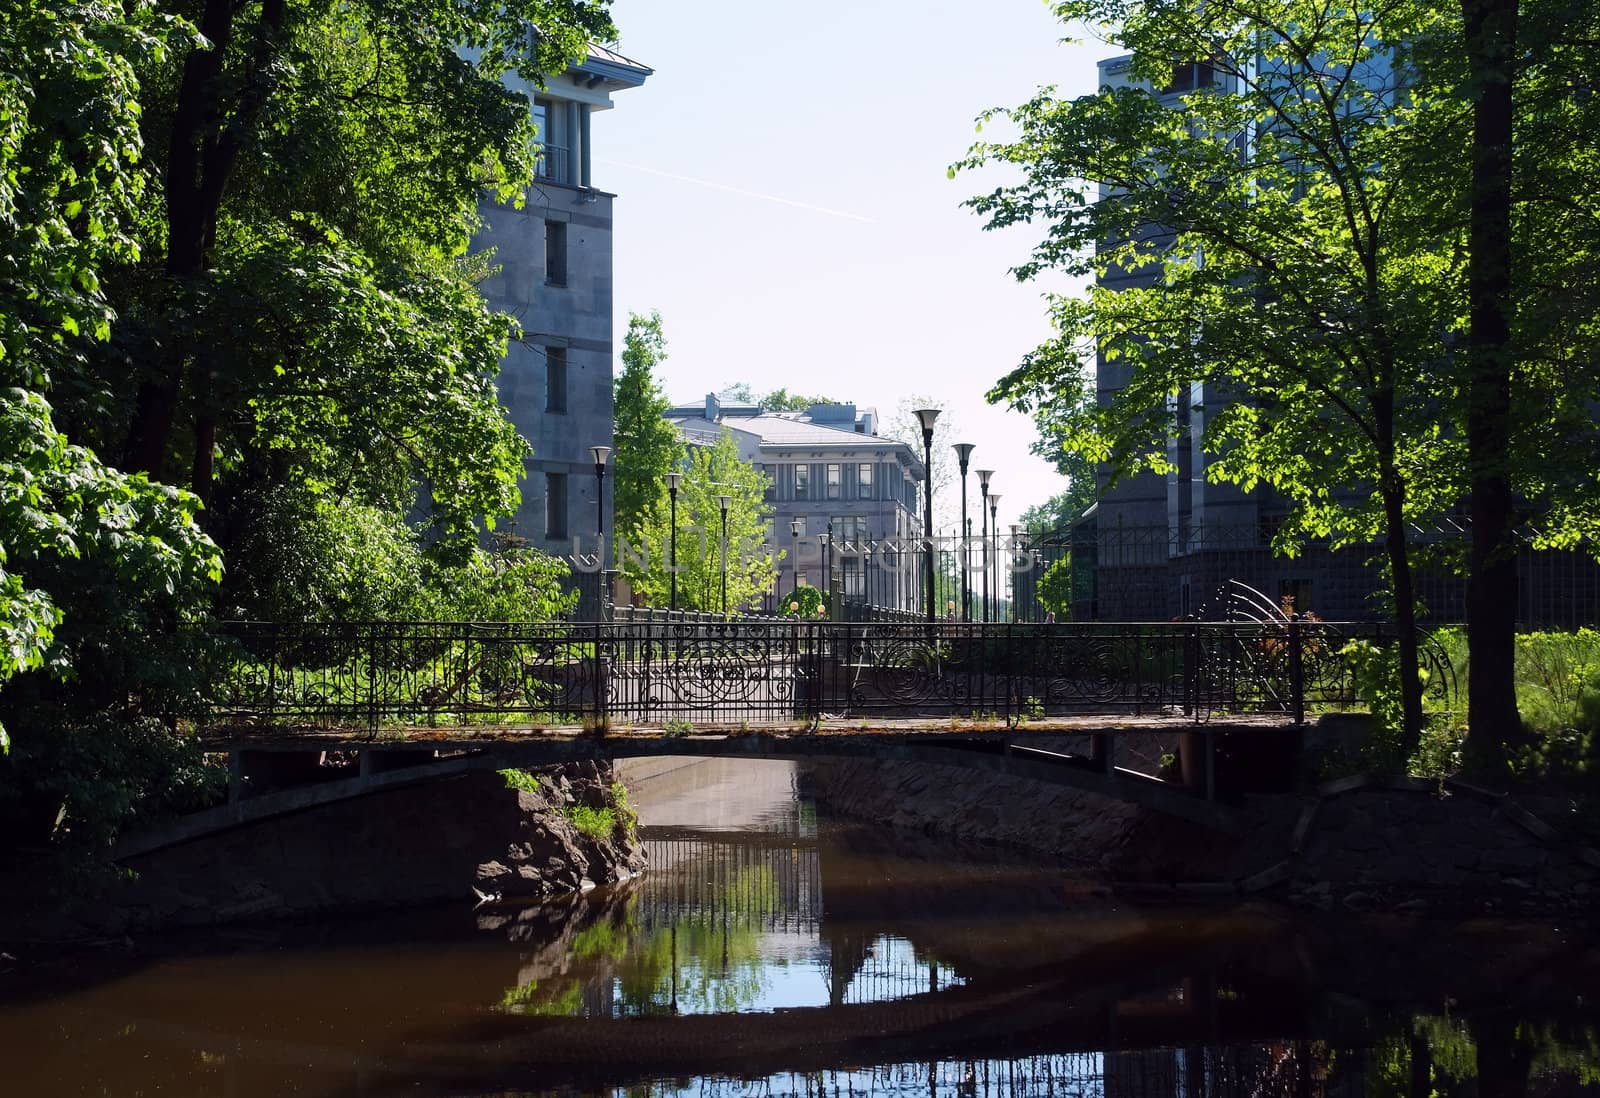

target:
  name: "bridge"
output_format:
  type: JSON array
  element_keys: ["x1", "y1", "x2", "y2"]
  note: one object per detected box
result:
[{"x1": 113, "y1": 617, "x2": 1393, "y2": 855}]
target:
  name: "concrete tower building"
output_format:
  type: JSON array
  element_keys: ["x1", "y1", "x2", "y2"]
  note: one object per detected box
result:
[{"x1": 475, "y1": 44, "x2": 652, "y2": 560}]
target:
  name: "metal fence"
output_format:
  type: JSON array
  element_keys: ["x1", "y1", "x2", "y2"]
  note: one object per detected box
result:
[
  {"x1": 1011, "y1": 520, "x2": 1600, "y2": 629},
  {"x1": 206, "y1": 618, "x2": 1398, "y2": 734}
]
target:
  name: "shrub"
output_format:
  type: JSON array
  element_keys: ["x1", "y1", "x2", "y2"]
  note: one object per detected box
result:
[
  {"x1": 564, "y1": 804, "x2": 617, "y2": 842},
  {"x1": 498, "y1": 768, "x2": 541, "y2": 794}
]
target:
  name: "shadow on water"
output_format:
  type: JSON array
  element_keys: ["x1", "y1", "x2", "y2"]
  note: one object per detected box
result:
[{"x1": 2, "y1": 784, "x2": 1599, "y2": 1097}]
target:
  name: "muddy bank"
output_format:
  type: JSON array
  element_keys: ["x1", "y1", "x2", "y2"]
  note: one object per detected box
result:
[
  {"x1": 806, "y1": 756, "x2": 1600, "y2": 917},
  {"x1": 1, "y1": 762, "x2": 643, "y2": 943}
]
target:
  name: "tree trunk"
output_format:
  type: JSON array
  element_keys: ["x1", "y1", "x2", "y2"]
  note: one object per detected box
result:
[
  {"x1": 123, "y1": 0, "x2": 235, "y2": 477},
  {"x1": 1472, "y1": 1016, "x2": 1533, "y2": 1098},
  {"x1": 1462, "y1": 0, "x2": 1523, "y2": 771},
  {"x1": 1382, "y1": 471, "x2": 1427, "y2": 756},
  {"x1": 123, "y1": 0, "x2": 284, "y2": 494}
]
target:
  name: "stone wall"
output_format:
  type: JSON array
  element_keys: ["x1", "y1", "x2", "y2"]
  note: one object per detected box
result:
[
  {"x1": 807, "y1": 758, "x2": 1600, "y2": 916},
  {"x1": 11, "y1": 762, "x2": 643, "y2": 939}
]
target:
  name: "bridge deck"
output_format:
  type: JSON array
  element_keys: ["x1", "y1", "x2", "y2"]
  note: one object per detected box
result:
[{"x1": 199, "y1": 712, "x2": 1294, "y2": 751}]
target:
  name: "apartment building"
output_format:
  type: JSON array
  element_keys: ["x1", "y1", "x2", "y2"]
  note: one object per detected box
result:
[{"x1": 664, "y1": 394, "x2": 926, "y2": 610}]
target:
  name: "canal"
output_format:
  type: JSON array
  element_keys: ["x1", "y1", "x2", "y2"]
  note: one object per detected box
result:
[{"x1": 3, "y1": 759, "x2": 1598, "y2": 1096}]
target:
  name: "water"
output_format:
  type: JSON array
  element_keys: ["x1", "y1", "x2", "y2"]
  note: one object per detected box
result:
[{"x1": 3, "y1": 759, "x2": 1598, "y2": 1097}]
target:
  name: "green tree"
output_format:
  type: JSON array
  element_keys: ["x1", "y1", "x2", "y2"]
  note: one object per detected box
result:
[
  {"x1": 957, "y1": 0, "x2": 1483, "y2": 750},
  {"x1": 0, "y1": 1, "x2": 221, "y2": 757},
  {"x1": 1025, "y1": 390, "x2": 1099, "y2": 529},
  {"x1": 1019, "y1": 486, "x2": 1096, "y2": 538},
  {"x1": 625, "y1": 430, "x2": 776, "y2": 613},
  {"x1": 613, "y1": 311, "x2": 685, "y2": 548},
  {"x1": 759, "y1": 388, "x2": 836, "y2": 412}
]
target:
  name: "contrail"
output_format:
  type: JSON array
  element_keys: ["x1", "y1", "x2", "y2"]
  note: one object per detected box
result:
[{"x1": 598, "y1": 158, "x2": 876, "y2": 224}]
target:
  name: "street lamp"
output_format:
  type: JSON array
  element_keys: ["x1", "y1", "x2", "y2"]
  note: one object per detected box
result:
[
  {"x1": 953, "y1": 443, "x2": 975, "y2": 621},
  {"x1": 976, "y1": 469, "x2": 994, "y2": 622},
  {"x1": 1009, "y1": 524, "x2": 1022, "y2": 623},
  {"x1": 717, "y1": 493, "x2": 731, "y2": 615},
  {"x1": 591, "y1": 446, "x2": 611, "y2": 564},
  {"x1": 914, "y1": 408, "x2": 941, "y2": 626},
  {"x1": 790, "y1": 516, "x2": 804, "y2": 593},
  {"x1": 825, "y1": 518, "x2": 834, "y2": 601},
  {"x1": 666, "y1": 471, "x2": 681, "y2": 612},
  {"x1": 989, "y1": 493, "x2": 1003, "y2": 621}
]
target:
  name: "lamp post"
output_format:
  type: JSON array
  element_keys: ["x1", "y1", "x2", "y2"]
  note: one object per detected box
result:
[
  {"x1": 666, "y1": 471, "x2": 681, "y2": 612},
  {"x1": 953, "y1": 443, "x2": 975, "y2": 621},
  {"x1": 913, "y1": 408, "x2": 941, "y2": 627},
  {"x1": 717, "y1": 493, "x2": 731, "y2": 615},
  {"x1": 825, "y1": 518, "x2": 834, "y2": 601},
  {"x1": 1009, "y1": 524, "x2": 1022, "y2": 623},
  {"x1": 790, "y1": 516, "x2": 804, "y2": 593},
  {"x1": 989, "y1": 493, "x2": 1003, "y2": 621},
  {"x1": 976, "y1": 469, "x2": 994, "y2": 622},
  {"x1": 591, "y1": 445, "x2": 611, "y2": 559}
]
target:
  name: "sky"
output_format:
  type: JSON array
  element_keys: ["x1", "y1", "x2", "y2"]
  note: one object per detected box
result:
[{"x1": 597, "y1": 0, "x2": 1106, "y2": 535}]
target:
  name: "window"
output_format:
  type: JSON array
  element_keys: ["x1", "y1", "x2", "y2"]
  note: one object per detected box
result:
[
  {"x1": 1163, "y1": 60, "x2": 1217, "y2": 94},
  {"x1": 858, "y1": 462, "x2": 874, "y2": 498},
  {"x1": 842, "y1": 559, "x2": 864, "y2": 597},
  {"x1": 826, "y1": 464, "x2": 841, "y2": 500},
  {"x1": 544, "y1": 220, "x2": 567, "y2": 285},
  {"x1": 545, "y1": 472, "x2": 568, "y2": 540},
  {"x1": 794, "y1": 464, "x2": 810, "y2": 500},
  {"x1": 545, "y1": 346, "x2": 567, "y2": 413},
  {"x1": 532, "y1": 98, "x2": 569, "y2": 183}
]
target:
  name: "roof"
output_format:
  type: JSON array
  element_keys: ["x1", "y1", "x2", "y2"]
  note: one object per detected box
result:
[{"x1": 579, "y1": 42, "x2": 653, "y2": 85}]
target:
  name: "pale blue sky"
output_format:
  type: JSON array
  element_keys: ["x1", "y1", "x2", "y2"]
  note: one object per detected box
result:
[{"x1": 599, "y1": 0, "x2": 1104, "y2": 533}]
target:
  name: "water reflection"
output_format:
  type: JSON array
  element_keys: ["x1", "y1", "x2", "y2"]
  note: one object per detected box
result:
[{"x1": 2, "y1": 765, "x2": 1598, "y2": 1097}]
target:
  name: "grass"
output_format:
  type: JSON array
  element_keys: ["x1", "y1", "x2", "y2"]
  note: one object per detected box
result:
[{"x1": 564, "y1": 804, "x2": 618, "y2": 843}]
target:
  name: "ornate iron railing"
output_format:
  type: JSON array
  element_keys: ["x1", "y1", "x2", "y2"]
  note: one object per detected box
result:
[{"x1": 205, "y1": 619, "x2": 1409, "y2": 734}]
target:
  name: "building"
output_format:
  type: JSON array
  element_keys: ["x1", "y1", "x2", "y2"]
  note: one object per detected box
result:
[
  {"x1": 664, "y1": 394, "x2": 926, "y2": 611},
  {"x1": 1059, "y1": 52, "x2": 1599, "y2": 628},
  {"x1": 475, "y1": 44, "x2": 652, "y2": 565}
]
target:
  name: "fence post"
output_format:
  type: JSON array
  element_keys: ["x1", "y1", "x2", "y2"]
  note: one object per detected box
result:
[
  {"x1": 1183, "y1": 623, "x2": 1201, "y2": 718},
  {"x1": 367, "y1": 622, "x2": 379, "y2": 737},
  {"x1": 1288, "y1": 618, "x2": 1306, "y2": 726}
]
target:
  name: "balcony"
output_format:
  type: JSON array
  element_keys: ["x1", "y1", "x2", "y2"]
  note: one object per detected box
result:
[{"x1": 534, "y1": 144, "x2": 572, "y2": 186}]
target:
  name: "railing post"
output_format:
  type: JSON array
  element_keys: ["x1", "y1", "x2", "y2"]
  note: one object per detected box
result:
[
  {"x1": 1289, "y1": 617, "x2": 1305, "y2": 725},
  {"x1": 367, "y1": 621, "x2": 379, "y2": 736},
  {"x1": 1184, "y1": 623, "x2": 1201, "y2": 718}
]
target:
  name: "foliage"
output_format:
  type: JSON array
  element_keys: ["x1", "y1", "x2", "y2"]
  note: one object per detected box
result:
[
  {"x1": 1036, "y1": 557, "x2": 1076, "y2": 618},
  {"x1": 758, "y1": 388, "x2": 836, "y2": 412},
  {"x1": 418, "y1": 546, "x2": 577, "y2": 623},
  {"x1": 224, "y1": 484, "x2": 575, "y2": 622},
  {"x1": 1019, "y1": 487, "x2": 1095, "y2": 539},
  {"x1": 955, "y1": 0, "x2": 1507, "y2": 747},
  {"x1": 613, "y1": 311, "x2": 685, "y2": 549},
  {"x1": 1020, "y1": 395, "x2": 1099, "y2": 530},
  {"x1": 663, "y1": 718, "x2": 693, "y2": 736},
  {"x1": 498, "y1": 768, "x2": 541, "y2": 794},
  {"x1": 1340, "y1": 640, "x2": 1420, "y2": 774},
  {"x1": 624, "y1": 429, "x2": 777, "y2": 613},
  {"x1": 609, "y1": 780, "x2": 638, "y2": 838},
  {"x1": 0, "y1": 713, "x2": 225, "y2": 851},
  {"x1": 564, "y1": 804, "x2": 618, "y2": 843},
  {"x1": 781, "y1": 584, "x2": 827, "y2": 619},
  {"x1": 0, "y1": 2, "x2": 222, "y2": 754}
]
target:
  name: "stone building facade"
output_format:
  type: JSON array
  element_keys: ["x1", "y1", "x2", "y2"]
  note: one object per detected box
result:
[{"x1": 475, "y1": 44, "x2": 651, "y2": 565}]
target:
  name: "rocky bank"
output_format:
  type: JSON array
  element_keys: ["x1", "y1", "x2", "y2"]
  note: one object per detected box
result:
[{"x1": 807, "y1": 754, "x2": 1600, "y2": 917}]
